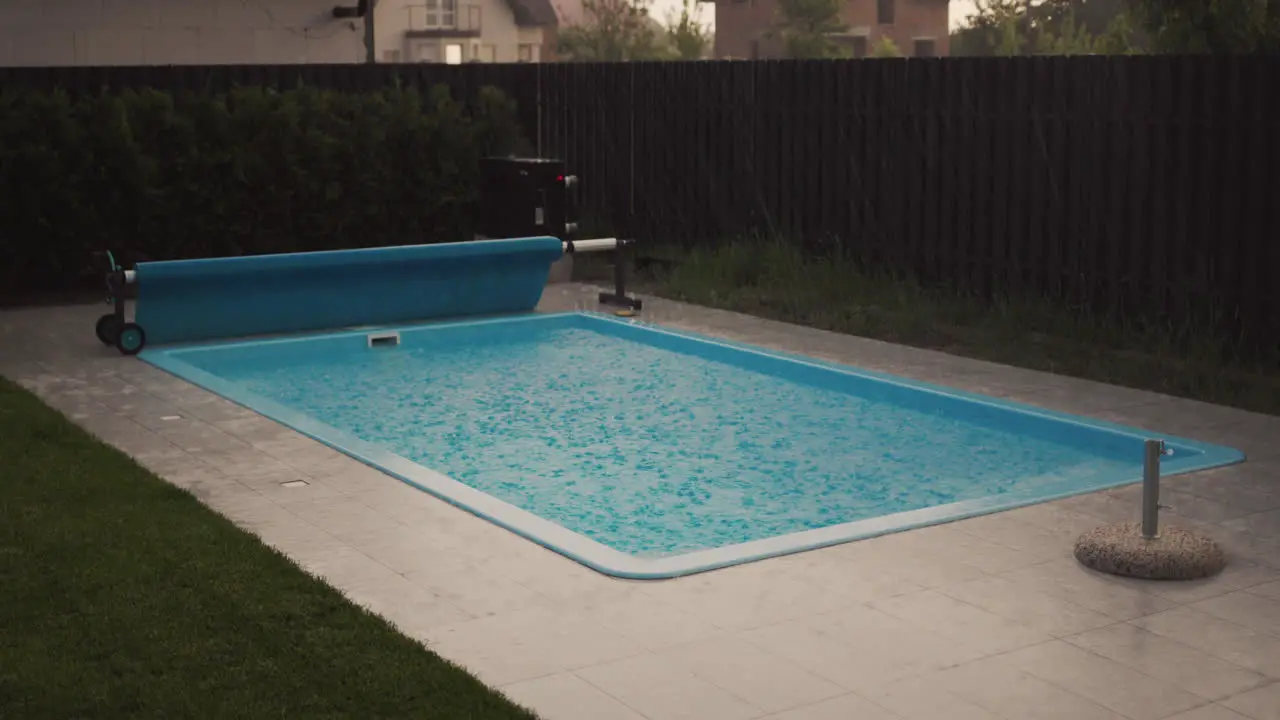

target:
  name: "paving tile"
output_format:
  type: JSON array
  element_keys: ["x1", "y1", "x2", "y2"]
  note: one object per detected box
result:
[
  {"x1": 1053, "y1": 490, "x2": 1144, "y2": 523},
  {"x1": 572, "y1": 588, "x2": 726, "y2": 653},
  {"x1": 1133, "y1": 607, "x2": 1280, "y2": 678},
  {"x1": 1163, "y1": 489, "x2": 1261, "y2": 524},
  {"x1": 939, "y1": 575, "x2": 1116, "y2": 637},
  {"x1": 1000, "y1": 558, "x2": 1177, "y2": 620},
  {"x1": 1103, "y1": 557, "x2": 1280, "y2": 605},
  {"x1": 1192, "y1": 591, "x2": 1280, "y2": 638},
  {"x1": 1223, "y1": 509, "x2": 1280, "y2": 541},
  {"x1": 740, "y1": 604, "x2": 982, "y2": 695},
  {"x1": 1002, "y1": 639, "x2": 1205, "y2": 720},
  {"x1": 767, "y1": 549, "x2": 924, "y2": 603},
  {"x1": 869, "y1": 588, "x2": 1050, "y2": 656},
  {"x1": 862, "y1": 674, "x2": 1002, "y2": 720},
  {"x1": 1162, "y1": 705, "x2": 1257, "y2": 720},
  {"x1": 1220, "y1": 681, "x2": 1280, "y2": 720},
  {"x1": 576, "y1": 653, "x2": 760, "y2": 720},
  {"x1": 356, "y1": 582, "x2": 475, "y2": 638},
  {"x1": 501, "y1": 673, "x2": 646, "y2": 720},
  {"x1": 1247, "y1": 581, "x2": 1280, "y2": 600},
  {"x1": 930, "y1": 655, "x2": 1126, "y2": 720},
  {"x1": 404, "y1": 563, "x2": 551, "y2": 619},
  {"x1": 757, "y1": 692, "x2": 903, "y2": 720},
  {"x1": 286, "y1": 495, "x2": 401, "y2": 541},
  {"x1": 951, "y1": 505, "x2": 1096, "y2": 558},
  {"x1": 427, "y1": 604, "x2": 646, "y2": 687},
  {"x1": 640, "y1": 563, "x2": 847, "y2": 633},
  {"x1": 659, "y1": 635, "x2": 845, "y2": 715},
  {"x1": 818, "y1": 532, "x2": 992, "y2": 590},
  {"x1": 867, "y1": 522, "x2": 1050, "y2": 574},
  {"x1": 473, "y1": 546, "x2": 640, "y2": 607},
  {"x1": 1065, "y1": 623, "x2": 1269, "y2": 701}
]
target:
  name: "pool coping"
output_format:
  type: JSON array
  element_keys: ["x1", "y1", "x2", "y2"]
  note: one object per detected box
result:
[{"x1": 140, "y1": 310, "x2": 1248, "y2": 580}]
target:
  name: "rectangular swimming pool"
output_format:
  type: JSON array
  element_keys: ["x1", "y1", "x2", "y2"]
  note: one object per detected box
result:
[{"x1": 143, "y1": 312, "x2": 1245, "y2": 578}]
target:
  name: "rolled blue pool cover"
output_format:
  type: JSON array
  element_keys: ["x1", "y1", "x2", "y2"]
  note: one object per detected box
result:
[{"x1": 134, "y1": 236, "x2": 564, "y2": 346}]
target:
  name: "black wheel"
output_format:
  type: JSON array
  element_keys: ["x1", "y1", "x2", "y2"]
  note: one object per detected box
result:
[
  {"x1": 95, "y1": 314, "x2": 120, "y2": 346},
  {"x1": 115, "y1": 322, "x2": 147, "y2": 356}
]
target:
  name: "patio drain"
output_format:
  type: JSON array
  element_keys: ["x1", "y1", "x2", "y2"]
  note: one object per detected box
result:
[{"x1": 280, "y1": 479, "x2": 310, "y2": 488}]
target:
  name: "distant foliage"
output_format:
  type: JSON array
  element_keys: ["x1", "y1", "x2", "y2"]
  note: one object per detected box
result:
[
  {"x1": 775, "y1": 0, "x2": 850, "y2": 59},
  {"x1": 557, "y1": 0, "x2": 668, "y2": 61},
  {"x1": 951, "y1": 0, "x2": 1139, "y2": 55},
  {"x1": 0, "y1": 83, "x2": 528, "y2": 299},
  {"x1": 951, "y1": 0, "x2": 1280, "y2": 56},
  {"x1": 665, "y1": 0, "x2": 712, "y2": 59},
  {"x1": 1126, "y1": 0, "x2": 1280, "y2": 53},
  {"x1": 869, "y1": 36, "x2": 903, "y2": 57}
]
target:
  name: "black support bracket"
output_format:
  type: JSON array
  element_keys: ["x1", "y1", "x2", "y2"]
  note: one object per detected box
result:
[{"x1": 598, "y1": 238, "x2": 642, "y2": 311}]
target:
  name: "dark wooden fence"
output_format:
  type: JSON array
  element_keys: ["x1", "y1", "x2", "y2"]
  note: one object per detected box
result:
[{"x1": 3, "y1": 57, "x2": 1277, "y2": 354}]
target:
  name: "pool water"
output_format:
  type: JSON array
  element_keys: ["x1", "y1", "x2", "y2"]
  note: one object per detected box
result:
[{"x1": 167, "y1": 314, "x2": 1200, "y2": 559}]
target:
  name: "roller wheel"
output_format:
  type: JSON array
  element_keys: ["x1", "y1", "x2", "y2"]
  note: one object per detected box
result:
[
  {"x1": 95, "y1": 314, "x2": 120, "y2": 345},
  {"x1": 115, "y1": 323, "x2": 147, "y2": 356}
]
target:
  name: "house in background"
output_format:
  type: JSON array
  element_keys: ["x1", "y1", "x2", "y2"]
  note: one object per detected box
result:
[
  {"x1": 0, "y1": 0, "x2": 557, "y2": 67},
  {"x1": 705, "y1": 0, "x2": 949, "y2": 59},
  {"x1": 0, "y1": 0, "x2": 366, "y2": 65},
  {"x1": 376, "y1": 0, "x2": 558, "y2": 63}
]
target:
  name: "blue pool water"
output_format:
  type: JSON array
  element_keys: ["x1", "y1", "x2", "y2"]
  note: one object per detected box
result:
[{"x1": 150, "y1": 313, "x2": 1241, "y2": 561}]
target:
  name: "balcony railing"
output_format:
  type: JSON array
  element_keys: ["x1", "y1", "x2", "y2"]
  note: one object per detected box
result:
[{"x1": 406, "y1": 3, "x2": 482, "y2": 35}]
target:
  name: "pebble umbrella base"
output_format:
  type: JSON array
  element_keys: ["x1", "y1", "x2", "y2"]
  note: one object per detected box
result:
[{"x1": 1073, "y1": 521, "x2": 1226, "y2": 580}]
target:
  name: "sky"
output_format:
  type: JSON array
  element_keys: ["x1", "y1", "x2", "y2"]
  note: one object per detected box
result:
[{"x1": 649, "y1": 0, "x2": 981, "y2": 32}]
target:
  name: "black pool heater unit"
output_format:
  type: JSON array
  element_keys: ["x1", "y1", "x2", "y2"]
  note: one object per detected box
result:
[{"x1": 477, "y1": 156, "x2": 641, "y2": 311}]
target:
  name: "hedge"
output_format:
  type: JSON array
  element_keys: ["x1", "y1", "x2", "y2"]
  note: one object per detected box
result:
[{"x1": 0, "y1": 82, "x2": 530, "y2": 300}]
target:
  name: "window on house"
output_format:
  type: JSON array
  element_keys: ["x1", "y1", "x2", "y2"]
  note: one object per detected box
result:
[
  {"x1": 913, "y1": 38, "x2": 937, "y2": 57},
  {"x1": 423, "y1": 0, "x2": 457, "y2": 28},
  {"x1": 382, "y1": 49, "x2": 402, "y2": 62},
  {"x1": 517, "y1": 43, "x2": 536, "y2": 62},
  {"x1": 444, "y1": 43, "x2": 463, "y2": 64},
  {"x1": 478, "y1": 44, "x2": 496, "y2": 62},
  {"x1": 466, "y1": 4, "x2": 482, "y2": 31},
  {"x1": 413, "y1": 41, "x2": 441, "y2": 62},
  {"x1": 851, "y1": 35, "x2": 869, "y2": 58},
  {"x1": 877, "y1": 0, "x2": 894, "y2": 25}
]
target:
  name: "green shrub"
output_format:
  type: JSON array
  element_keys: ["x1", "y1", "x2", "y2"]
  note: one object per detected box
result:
[{"x1": 0, "y1": 83, "x2": 530, "y2": 299}]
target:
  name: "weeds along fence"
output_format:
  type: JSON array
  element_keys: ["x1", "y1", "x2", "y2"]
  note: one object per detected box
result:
[{"x1": 2, "y1": 57, "x2": 1277, "y2": 357}]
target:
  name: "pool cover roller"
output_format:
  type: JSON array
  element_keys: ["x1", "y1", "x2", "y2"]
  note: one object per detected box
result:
[{"x1": 93, "y1": 235, "x2": 642, "y2": 353}]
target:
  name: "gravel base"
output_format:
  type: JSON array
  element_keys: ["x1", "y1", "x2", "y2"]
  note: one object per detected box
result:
[{"x1": 1073, "y1": 521, "x2": 1227, "y2": 580}]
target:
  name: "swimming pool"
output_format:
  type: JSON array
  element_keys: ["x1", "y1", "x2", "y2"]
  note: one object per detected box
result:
[{"x1": 143, "y1": 311, "x2": 1245, "y2": 578}]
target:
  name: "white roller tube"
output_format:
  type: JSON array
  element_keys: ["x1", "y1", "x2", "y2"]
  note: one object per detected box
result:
[{"x1": 565, "y1": 237, "x2": 618, "y2": 254}]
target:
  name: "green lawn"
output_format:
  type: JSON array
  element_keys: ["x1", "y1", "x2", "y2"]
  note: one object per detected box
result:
[
  {"x1": 577, "y1": 239, "x2": 1280, "y2": 416},
  {"x1": 0, "y1": 377, "x2": 538, "y2": 719}
]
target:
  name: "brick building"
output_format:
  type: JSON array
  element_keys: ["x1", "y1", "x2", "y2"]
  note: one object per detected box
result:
[{"x1": 704, "y1": 0, "x2": 950, "y2": 59}]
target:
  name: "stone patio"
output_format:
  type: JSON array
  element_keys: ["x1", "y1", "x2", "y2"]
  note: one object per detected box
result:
[{"x1": 2, "y1": 282, "x2": 1279, "y2": 720}]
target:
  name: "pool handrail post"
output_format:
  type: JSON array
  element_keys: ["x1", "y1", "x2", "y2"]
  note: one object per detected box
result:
[{"x1": 1142, "y1": 438, "x2": 1163, "y2": 539}]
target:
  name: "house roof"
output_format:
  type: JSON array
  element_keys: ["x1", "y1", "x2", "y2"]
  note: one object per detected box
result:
[{"x1": 507, "y1": 0, "x2": 558, "y2": 26}]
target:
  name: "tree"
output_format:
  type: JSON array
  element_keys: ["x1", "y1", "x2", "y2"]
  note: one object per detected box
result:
[
  {"x1": 950, "y1": 0, "x2": 1033, "y2": 56},
  {"x1": 557, "y1": 0, "x2": 668, "y2": 61},
  {"x1": 950, "y1": 0, "x2": 1139, "y2": 55},
  {"x1": 1125, "y1": 0, "x2": 1280, "y2": 53},
  {"x1": 869, "y1": 36, "x2": 902, "y2": 57},
  {"x1": 1037, "y1": 7, "x2": 1138, "y2": 53},
  {"x1": 774, "y1": 0, "x2": 849, "y2": 59},
  {"x1": 665, "y1": 0, "x2": 712, "y2": 59}
]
